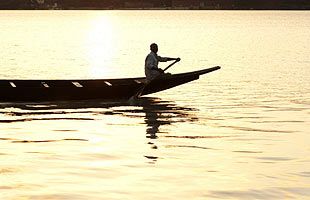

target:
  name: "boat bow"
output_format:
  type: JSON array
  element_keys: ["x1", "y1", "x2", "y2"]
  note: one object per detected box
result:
[{"x1": 141, "y1": 66, "x2": 221, "y2": 96}]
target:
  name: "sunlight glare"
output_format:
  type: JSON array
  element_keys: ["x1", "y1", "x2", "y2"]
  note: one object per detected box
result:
[{"x1": 86, "y1": 15, "x2": 118, "y2": 77}]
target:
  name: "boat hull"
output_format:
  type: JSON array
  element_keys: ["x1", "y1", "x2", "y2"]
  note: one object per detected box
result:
[{"x1": 0, "y1": 66, "x2": 220, "y2": 102}]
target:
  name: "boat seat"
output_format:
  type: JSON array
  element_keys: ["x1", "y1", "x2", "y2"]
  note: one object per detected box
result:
[
  {"x1": 72, "y1": 82, "x2": 83, "y2": 87},
  {"x1": 10, "y1": 82, "x2": 17, "y2": 87},
  {"x1": 104, "y1": 81, "x2": 112, "y2": 86},
  {"x1": 41, "y1": 82, "x2": 50, "y2": 88}
]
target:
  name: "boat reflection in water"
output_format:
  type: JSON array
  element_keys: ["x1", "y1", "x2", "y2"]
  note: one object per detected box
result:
[
  {"x1": 0, "y1": 97, "x2": 198, "y2": 164},
  {"x1": 138, "y1": 98, "x2": 198, "y2": 139},
  {"x1": 0, "y1": 97, "x2": 198, "y2": 140}
]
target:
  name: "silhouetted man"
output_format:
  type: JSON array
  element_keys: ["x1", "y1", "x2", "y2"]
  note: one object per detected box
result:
[{"x1": 145, "y1": 43, "x2": 180, "y2": 81}]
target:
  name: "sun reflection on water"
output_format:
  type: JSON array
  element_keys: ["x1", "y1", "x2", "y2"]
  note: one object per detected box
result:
[{"x1": 85, "y1": 15, "x2": 118, "y2": 77}]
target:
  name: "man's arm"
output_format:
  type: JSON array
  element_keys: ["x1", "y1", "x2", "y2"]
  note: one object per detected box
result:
[{"x1": 157, "y1": 56, "x2": 180, "y2": 62}]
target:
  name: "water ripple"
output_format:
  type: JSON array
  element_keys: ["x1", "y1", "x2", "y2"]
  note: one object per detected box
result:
[
  {"x1": 218, "y1": 125, "x2": 294, "y2": 133},
  {"x1": 0, "y1": 118, "x2": 94, "y2": 123},
  {"x1": 165, "y1": 145, "x2": 215, "y2": 150},
  {"x1": 233, "y1": 150, "x2": 263, "y2": 154},
  {"x1": 164, "y1": 135, "x2": 235, "y2": 139},
  {"x1": 206, "y1": 187, "x2": 310, "y2": 199},
  {"x1": 0, "y1": 138, "x2": 88, "y2": 143},
  {"x1": 256, "y1": 157, "x2": 295, "y2": 161}
]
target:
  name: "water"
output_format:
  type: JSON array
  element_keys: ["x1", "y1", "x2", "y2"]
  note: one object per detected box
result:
[{"x1": 0, "y1": 11, "x2": 309, "y2": 199}]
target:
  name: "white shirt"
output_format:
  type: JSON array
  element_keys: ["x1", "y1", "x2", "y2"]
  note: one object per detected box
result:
[{"x1": 145, "y1": 52, "x2": 168, "y2": 81}]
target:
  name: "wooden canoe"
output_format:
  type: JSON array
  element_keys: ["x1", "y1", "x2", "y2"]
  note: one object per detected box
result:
[{"x1": 0, "y1": 66, "x2": 220, "y2": 102}]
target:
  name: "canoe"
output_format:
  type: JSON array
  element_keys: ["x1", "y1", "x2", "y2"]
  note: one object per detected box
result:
[{"x1": 0, "y1": 66, "x2": 220, "y2": 102}]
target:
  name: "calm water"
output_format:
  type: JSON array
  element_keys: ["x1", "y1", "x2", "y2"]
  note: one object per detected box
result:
[{"x1": 0, "y1": 11, "x2": 309, "y2": 199}]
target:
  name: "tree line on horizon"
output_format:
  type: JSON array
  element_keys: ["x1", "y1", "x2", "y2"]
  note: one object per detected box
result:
[{"x1": 0, "y1": 0, "x2": 309, "y2": 10}]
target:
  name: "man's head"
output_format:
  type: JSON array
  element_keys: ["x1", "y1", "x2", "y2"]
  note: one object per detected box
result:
[{"x1": 150, "y1": 43, "x2": 158, "y2": 53}]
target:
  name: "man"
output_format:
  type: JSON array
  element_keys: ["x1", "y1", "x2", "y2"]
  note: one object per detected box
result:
[{"x1": 145, "y1": 43, "x2": 180, "y2": 81}]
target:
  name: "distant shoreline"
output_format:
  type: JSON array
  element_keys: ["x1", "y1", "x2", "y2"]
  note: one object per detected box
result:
[
  {"x1": 0, "y1": 2, "x2": 310, "y2": 10},
  {"x1": 1, "y1": 8, "x2": 310, "y2": 10}
]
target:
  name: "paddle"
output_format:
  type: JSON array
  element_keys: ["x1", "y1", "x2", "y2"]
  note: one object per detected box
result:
[
  {"x1": 132, "y1": 59, "x2": 180, "y2": 99},
  {"x1": 163, "y1": 58, "x2": 180, "y2": 72}
]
